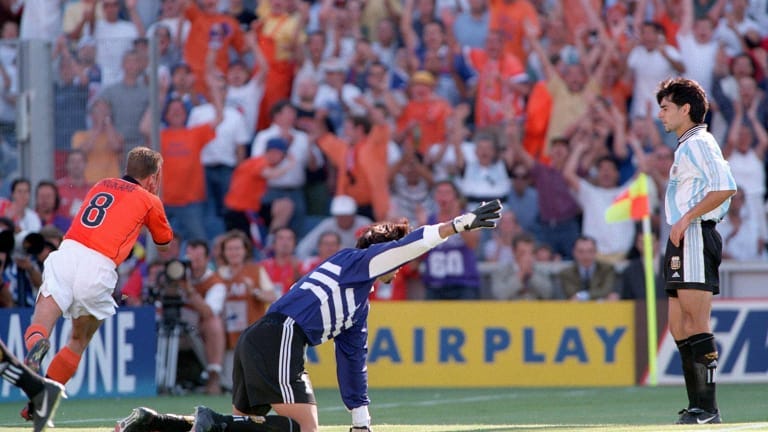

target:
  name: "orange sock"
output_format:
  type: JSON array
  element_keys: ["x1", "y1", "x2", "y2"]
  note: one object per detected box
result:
[
  {"x1": 24, "y1": 324, "x2": 49, "y2": 351},
  {"x1": 46, "y1": 347, "x2": 81, "y2": 385}
]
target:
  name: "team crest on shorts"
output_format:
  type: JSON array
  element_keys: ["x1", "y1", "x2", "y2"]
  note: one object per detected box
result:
[{"x1": 670, "y1": 256, "x2": 681, "y2": 270}]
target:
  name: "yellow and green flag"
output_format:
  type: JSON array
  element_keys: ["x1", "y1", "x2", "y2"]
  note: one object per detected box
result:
[{"x1": 605, "y1": 173, "x2": 650, "y2": 223}]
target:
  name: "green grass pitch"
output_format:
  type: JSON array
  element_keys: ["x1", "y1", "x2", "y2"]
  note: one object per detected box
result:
[{"x1": 0, "y1": 384, "x2": 766, "y2": 431}]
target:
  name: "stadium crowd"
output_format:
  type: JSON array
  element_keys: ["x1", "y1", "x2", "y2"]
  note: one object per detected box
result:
[{"x1": 0, "y1": 0, "x2": 766, "y2": 391}]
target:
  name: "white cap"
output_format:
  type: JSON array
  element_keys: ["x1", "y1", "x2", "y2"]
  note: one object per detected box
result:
[{"x1": 330, "y1": 195, "x2": 357, "y2": 216}]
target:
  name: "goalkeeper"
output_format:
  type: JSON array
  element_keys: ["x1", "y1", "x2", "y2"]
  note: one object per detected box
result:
[{"x1": 118, "y1": 199, "x2": 502, "y2": 432}]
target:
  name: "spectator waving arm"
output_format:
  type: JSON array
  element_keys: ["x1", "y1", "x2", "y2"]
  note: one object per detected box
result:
[
  {"x1": 678, "y1": 0, "x2": 694, "y2": 37},
  {"x1": 523, "y1": 21, "x2": 554, "y2": 81},
  {"x1": 125, "y1": 0, "x2": 146, "y2": 37},
  {"x1": 563, "y1": 139, "x2": 589, "y2": 192}
]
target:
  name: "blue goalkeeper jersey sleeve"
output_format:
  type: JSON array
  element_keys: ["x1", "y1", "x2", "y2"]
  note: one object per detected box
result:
[{"x1": 267, "y1": 224, "x2": 447, "y2": 409}]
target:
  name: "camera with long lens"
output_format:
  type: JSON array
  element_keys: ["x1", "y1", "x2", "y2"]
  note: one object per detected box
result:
[
  {"x1": 151, "y1": 259, "x2": 190, "y2": 326},
  {"x1": 152, "y1": 258, "x2": 207, "y2": 393}
]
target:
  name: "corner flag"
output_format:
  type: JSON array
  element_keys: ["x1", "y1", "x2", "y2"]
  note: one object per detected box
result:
[
  {"x1": 605, "y1": 172, "x2": 659, "y2": 385},
  {"x1": 605, "y1": 173, "x2": 650, "y2": 223}
]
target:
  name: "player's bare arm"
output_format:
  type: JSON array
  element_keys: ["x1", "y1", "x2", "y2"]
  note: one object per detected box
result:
[{"x1": 669, "y1": 189, "x2": 736, "y2": 246}]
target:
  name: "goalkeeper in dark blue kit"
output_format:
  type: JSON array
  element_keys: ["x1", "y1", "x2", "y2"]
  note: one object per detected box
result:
[{"x1": 116, "y1": 199, "x2": 502, "y2": 432}]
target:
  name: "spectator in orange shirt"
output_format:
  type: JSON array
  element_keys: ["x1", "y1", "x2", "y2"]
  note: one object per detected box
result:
[
  {"x1": 223, "y1": 137, "x2": 295, "y2": 239},
  {"x1": 157, "y1": 97, "x2": 220, "y2": 243},
  {"x1": 317, "y1": 114, "x2": 392, "y2": 222},
  {"x1": 141, "y1": 60, "x2": 225, "y2": 243},
  {"x1": 489, "y1": 0, "x2": 540, "y2": 67},
  {"x1": 520, "y1": 80, "x2": 553, "y2": 162},
  {"x1": 465, "y1": 29, "x2": 529, "y2": 128},
  {"x1": 396, "y1": 71, "x2": 453, "y2": 156},
  {"x1": 653, "y1": 0, "x2": 683, "y2": 47},
  {"x1": 182, "y1": 0, "x2": 248, "y2": 97},
  {"x1": 255, "y1": 0, "x2": 307, "y2": 130}
]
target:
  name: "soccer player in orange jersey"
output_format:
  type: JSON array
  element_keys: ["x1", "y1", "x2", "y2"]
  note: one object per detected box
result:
[{"x1": 21, "y1": 147, "x2": 173, "y2": 394}]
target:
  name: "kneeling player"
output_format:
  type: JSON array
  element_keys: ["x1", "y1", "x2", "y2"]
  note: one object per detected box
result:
[{"x1": 115, "y1": 406, "x2": 299, "y2": 432}]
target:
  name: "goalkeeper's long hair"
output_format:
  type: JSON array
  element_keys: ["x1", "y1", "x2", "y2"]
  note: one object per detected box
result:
[{"x1": 355, "y1": 219, "x2": 411, "y2": 249}]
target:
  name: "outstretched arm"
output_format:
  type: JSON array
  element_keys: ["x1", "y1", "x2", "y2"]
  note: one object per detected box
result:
[
  {"x1": 205, "y1": 49, "x2": 224, "y2": 127},
  {"x1": 724, "y1": 102, "x2": 744, "y2": 159},
  {"x1": 747, "y1": 93, "x2": 768, "y2": 159},
  {"x1": 125, "y1": 0, "x2": 146, "y2": 37},
  {"x1": 364, "y1": 200, "x2": 504, "y2": 279},
  {"x1": 439, "y1": 200, "x2": 503, "y2": 238},
  {"x1": 400, "y1": 0, "x2": 418, "y2": 53},
  {"x1": 563, "y1": 139, "x2": 589, "y2": 191},
  {"x1": 678, "y1": 0, "x2": 694, "y2": 36},
  {"x1": 524, "y1": 21, "x2": 556, "y2": 81},
  {"x1": 246, "y1": 26, "x2": 268, "y2": 85}
]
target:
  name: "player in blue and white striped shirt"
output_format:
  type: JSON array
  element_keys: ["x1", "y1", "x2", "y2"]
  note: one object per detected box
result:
[
  {"x1": 657, "y1": 77, "x2": 736, "y2": 425},
  {"x1": 185, "y1": 200, "x2": 502, "y2": 432}
]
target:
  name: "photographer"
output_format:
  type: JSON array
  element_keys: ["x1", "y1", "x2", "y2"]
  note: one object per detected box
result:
[
  {"x1": 149, "y1": 237, "x2": 228, "y2": 395},
  {"x1": 11, "y1": 233, "x2": 56, "y2": 307},
  {"x1": 180, "y1": 239, "x2": 227, "y2": 395}
]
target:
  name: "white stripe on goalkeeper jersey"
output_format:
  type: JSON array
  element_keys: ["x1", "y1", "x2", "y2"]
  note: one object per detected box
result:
[{"x1": 309, "y1": 270, "x2": 345, "y2": 338}]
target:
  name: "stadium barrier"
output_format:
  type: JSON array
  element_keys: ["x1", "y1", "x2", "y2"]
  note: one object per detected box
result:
[
  {"x1": 652, "y1": 299, "x2": 768, "y2": 385},
  {"x1": 1, "y1": 300, "x2": 765, "y2": 400},
  {"x1": 306, "y1": 301, "x2": 637, "y2": 388},
  {"x1": 478, "y1": 260, "x2": 768, "y2": 300},
  {"x1": 0, "y1": 307, "x2": 157, "y2": 401}
]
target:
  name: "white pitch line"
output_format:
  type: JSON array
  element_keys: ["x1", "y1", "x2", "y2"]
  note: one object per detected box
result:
[
  {"x1": 321, "y1": 392, "x2": 522, "y2": 412},
  {"x1": 716, "y1": 424, "x2": 768, "y2": 431},
  {"x1": 1, "y1": 394, "x2": 523, "y2": 426}
]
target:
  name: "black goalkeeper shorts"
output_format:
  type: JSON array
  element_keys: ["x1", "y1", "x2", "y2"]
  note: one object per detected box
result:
[{"x1": 232, "y1": 313, "x2": 316, "y2": 415}]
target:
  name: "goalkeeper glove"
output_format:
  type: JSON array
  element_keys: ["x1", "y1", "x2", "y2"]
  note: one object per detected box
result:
[{"x1": 452, "y1": 199, "x2": 503, "y2": 233}]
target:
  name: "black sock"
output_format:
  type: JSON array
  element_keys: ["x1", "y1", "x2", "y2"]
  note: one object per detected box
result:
[
  {"x1": 150, "y1": 413, "x2": 194, "y2": 432},
  {"x1": 224, "y1": 415, "x2": 301, "y2": 432},
  {"x1": 675, "y1": 338, "x2": 696, "y2": 409},
  {"x1": 689, "y1": 333, "x2": 718, "y2": 412},
  {"x1": 0, "y1": 342, "x2": 44, "y2": 399}
]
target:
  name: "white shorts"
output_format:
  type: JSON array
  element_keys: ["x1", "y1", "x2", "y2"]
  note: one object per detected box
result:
[{"x1": 38, "y1": 239, "x2": 119, "y2": 320}]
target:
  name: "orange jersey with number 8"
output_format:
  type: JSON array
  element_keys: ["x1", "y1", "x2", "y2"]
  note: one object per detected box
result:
[{"x1": 65, "y1": 177, "x2": 174, "y2": 265}]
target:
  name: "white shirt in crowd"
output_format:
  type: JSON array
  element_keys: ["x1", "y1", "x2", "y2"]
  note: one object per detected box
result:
[
  {"x1": 93, "y1": 19, "x2": 139, "y2": 87},
  {"x1": 226, "y1": 78, "x2": 265, "y2": 136},
  {"x1": 188, "y1": 104, "x2": 249, "y2": 167},
  {"x1": 251, "y1": 125, "x2": 323, "y2": 189},
  {"x1": 626, "y1": 44, "x2": 683, "y2": 118}
]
